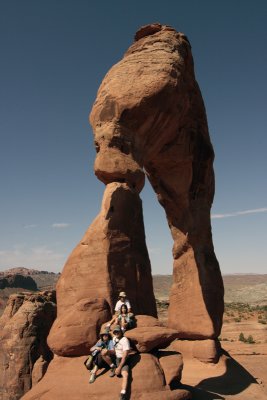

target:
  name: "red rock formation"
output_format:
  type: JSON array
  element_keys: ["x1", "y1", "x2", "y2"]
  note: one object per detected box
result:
[
  {"x1": 24, "y1": 21, "x2": 223, "y2": 399},
  {"x1": 125, "y1": 326, "x2": 179, "y2": 353},
  {"x1": 90, "y1": 23, "x2": 224, "y2": 339},
  {"x1": 169, "y1": 338, "x2": 222, "y2": 363},
  {"x1": 49, "y1": 182, "x2": 157, "y2": 355},
  {"x1": 0, "y1": 291, "x2": 56, "y2": 400},
  {"x1": 158, "y1": 350, "x2": 184, "y2": 385},
  {"x1": 48, "y1": 297, "x2": 111, "y2": 356}
]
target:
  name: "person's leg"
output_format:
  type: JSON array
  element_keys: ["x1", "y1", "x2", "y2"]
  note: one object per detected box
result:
[
  {"x1": 101, "y1": 352, "x2": 116, "y2": 376},
  {"x1": 101, "y1": 353, "x2": 113, "y2": 366},
  {"x1": 121, "y1": 370, "x2": 128, "y2": 391},
  {"x1": 89, "y1": 364, "x2": 98, "y2": 383}
]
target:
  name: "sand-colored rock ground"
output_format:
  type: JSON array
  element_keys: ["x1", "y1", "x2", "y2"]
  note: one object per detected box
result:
[
  {"x1": 21, "y1": 355, "x2": 191, "y2": 400},
  {"x1": 180, "y1": 351, "x2": 267, "y2": 399},
  {"x1": 157, "y1": 301, "x2": 267, "y2": 399}
]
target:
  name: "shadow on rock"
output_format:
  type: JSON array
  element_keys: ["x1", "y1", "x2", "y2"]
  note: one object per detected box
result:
[
  {"x1": 127, "y1": 354, "x2": 141, "y2": 400},
  {"x1": 176, "y1": 384, "x2": 224, "y2": 400}
]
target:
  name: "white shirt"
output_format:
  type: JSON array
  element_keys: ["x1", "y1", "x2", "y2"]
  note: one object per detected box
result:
[
  {"x1": 113, "y1": 336, "x2": 130, "y2": 358},
  {"x1": 114, "y1": 299, "x2": 131, "y2": 312}
]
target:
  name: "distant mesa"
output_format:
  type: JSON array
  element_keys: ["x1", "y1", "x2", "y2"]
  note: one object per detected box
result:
[
  {"x1": 0, "y1": 274, "x2": 37, "y2": 291},
  {"x1": 0, "y1": 267, "x2": 58, "y2": 276}
]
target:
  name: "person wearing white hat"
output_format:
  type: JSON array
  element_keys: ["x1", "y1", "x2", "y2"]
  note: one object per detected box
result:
[
  {"x1": 106, "y1": 292, "x2": 132, "y2": 330},
  {"x1": 114, "y1": 292, "x2": 131, "y2": 314}
]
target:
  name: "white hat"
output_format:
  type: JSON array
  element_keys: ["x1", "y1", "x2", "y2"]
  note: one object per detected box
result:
[{"x1": 119, "y1": 291, "x2": 126, "y2": 298}]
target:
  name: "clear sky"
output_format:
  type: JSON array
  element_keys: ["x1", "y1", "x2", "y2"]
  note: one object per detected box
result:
[{"x1": 0, "y1": 1, "x2": 266, "y2": 275}]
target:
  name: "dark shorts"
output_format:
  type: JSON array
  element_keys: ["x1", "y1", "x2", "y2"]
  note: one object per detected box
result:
[
  {"x1": 116, "y1": 357, "x2": 129, "y2": 373},
  {"x1": 94, "y1": 352, "x2": 115, "y2": 369}
]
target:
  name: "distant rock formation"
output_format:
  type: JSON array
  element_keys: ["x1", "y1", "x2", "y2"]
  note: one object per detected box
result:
[
  {"x1": 0, "y1": 267, "x2": 60, "y2": 290},
  {"x1": 0, "y1": 274, "x2": 37, "y2": 291},
  {"x1": 0, "y1": 267, "x2": 49, "y2": 276},
  {"x1": 0, "y1": 291, "x2": 56, "y2": 400}
]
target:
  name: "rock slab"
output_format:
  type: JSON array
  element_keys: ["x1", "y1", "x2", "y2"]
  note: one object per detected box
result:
[{"x1": 21, "y1": 354, "x2": 191, "y2": 400}]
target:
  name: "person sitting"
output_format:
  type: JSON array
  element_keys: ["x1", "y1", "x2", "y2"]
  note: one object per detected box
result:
[
  {"x1": 106, "y1": 291, "x2": 132, "y2": 330},
  {"x1": 106, "y1": 303, "x2": 134, "y2": 332},
  {"x1": 114, "y1": 291, "x2": 132, "y2": 314},
  {"x1": 89, "y1": 328, "x2": 116, "y2": 384},
  {"x1": 112, "y1": 325, "x2": 131, "y2": 400},
  {"x1": 117, "y1": 304, "x2": 134, "y2": 331}
]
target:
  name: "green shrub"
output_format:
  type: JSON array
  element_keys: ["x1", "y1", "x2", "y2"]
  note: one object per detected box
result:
[
  {"x1": 247, "y1": 335, "x2": 255, "y2": 344},
  {"x1": 239, "y1": 332, "x2": 245, "y2": 342}
]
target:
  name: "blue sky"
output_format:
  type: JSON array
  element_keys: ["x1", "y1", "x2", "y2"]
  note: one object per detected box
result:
[{"x1": 0, "y1": 1, "x2": 266, "y2": 274}]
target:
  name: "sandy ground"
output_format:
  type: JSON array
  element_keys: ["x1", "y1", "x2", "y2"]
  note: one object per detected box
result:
[{"x1": 158, "y1": 307, "x2": 267, "y2": 399}]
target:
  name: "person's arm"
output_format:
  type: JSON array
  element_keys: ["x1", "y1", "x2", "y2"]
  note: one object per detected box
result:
[
  {"x1": 114, "y1": 300, "x2": 121, "y2": 315},
  {"x1": 90, "y1": 340, "x2": 102, "y2": 352},
  {"x1": 126, "y1": 300, "x2": 132, "y2": 313},
  {"x1": 102, "y1": 339, "x2": 115, "y2": 356},
  {"x1": 106, "y1": 314, "x2": 116, "y2": 327}
]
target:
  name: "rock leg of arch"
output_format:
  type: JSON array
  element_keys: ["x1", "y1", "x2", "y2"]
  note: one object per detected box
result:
[{"x1": 47, "y1": 182, "x2": 157, "y2": 356}]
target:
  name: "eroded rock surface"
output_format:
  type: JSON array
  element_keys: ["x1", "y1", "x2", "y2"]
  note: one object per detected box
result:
[
  {"x1": 48, "y1": 297, "x2": 111, "y2": 356},
  {"x1": 0, "y1": 291, "x2": 56, "y2": 400},
  {"x1": 49, "y1": 182, "x2": 157, "y2": 353}
]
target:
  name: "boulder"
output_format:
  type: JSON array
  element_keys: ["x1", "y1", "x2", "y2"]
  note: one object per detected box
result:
[
  {"x1": 169, "y1": 339, "x2": 221, "y2": 363},
  {"x1": 47, "y1": 298, "x2": 111, "y2": 356},
  {"x1": 31, "y1": 356, "x2": 50, "y2": 386},
  {"x1": 125, "y1": 326, "x2": 178, "y2": 352},
  {"x1": 0, "y1": 291, "x2": 56, "y2": 400},
  {"x1": 134, "y1": 314, "x2": 162, "y2": 327},
  {"x1": 158, "y1": 351, "x2": 183, "y2": 385}
]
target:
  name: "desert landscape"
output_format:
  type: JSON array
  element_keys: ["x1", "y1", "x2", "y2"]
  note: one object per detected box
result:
[
  {"x1": 1, "y1": 11, "x2": 266, "y2": 400},
  {"x1": 1, "y1": 268, "x2": 266, "y2": 399},
  {"x1": 154, "y1": 274, "x2": 267, "y2": 399}
]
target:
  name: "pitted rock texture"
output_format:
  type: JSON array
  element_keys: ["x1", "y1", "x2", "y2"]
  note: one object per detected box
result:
[
  {"x1": 49, "y1": 182, "x2": 157, "y2": 354},
  {"x1": 21, "y1": 354, "x2": 191, "y2": 400},
  {"x1": 90, "y1": 22, "x2": 224, "y2": 338},
  {"x1": 0, "y1": 291, "x2": 56, "y2": 400}
]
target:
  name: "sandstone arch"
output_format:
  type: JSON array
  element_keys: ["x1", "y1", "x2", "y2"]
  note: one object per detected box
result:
[{"x1": 48, "y1": 23, "x2": 224, "y2": 356}]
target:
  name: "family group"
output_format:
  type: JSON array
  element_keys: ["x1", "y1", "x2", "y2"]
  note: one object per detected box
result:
[{"x1": 85, "y1": 292, "x2": 135, "y2": 400}]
